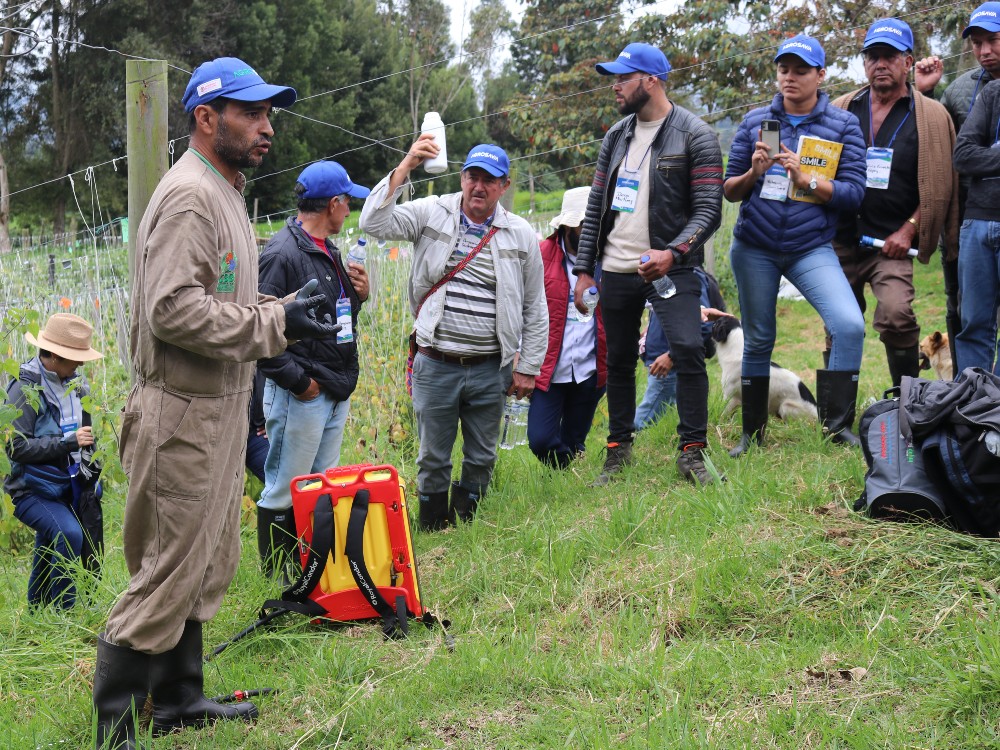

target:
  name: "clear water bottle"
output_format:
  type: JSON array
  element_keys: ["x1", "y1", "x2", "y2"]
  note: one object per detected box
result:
[
  {"x1": 347, "y1": 237, "x2": 367, "y2": 267},
  {"x1": 573, "y1": 286, "x2": 599, "y2": 323},
  {"x1": 641, "y1": 254, "x2": 676, "y2": 299},
  {"x1": 499, "y1": 396, "x2": 530, "y2": 449}
]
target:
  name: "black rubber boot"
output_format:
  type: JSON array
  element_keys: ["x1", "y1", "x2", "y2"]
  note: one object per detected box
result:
[
  {"x1": 418, "y1": 491, "x2": 450, "y2": 531},
  {"x1": 885, "y1": 344, "x2": 920, "y2": 388},
  {"x1": 93, "y1": 633, "x2": 150, "y2": 750},
  {"x1": 450, "y1": 482, "x2": 483, "y2": 523},
  {"x1": 816, "y1": 369, "x2": 861, "y2": 447},
  {"x1": 729, "y1": 376, "x2": 770, "y2": 457},
  {"x1": 256, "y1": 507, "x2": 299, "y2": 580},
  {"x1": 151, "y1": 620, "x2": 257, "y2": 735}
]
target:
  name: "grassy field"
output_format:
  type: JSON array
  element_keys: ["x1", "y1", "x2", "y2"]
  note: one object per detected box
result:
[{"x1": 2, "y1": 203, "x2": 999, "y2": 749}]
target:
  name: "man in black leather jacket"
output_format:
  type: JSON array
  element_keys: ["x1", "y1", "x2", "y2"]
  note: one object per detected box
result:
[
  {"x1": 573, "y1": 42, "x2": 724, "y2": 486},
  {"x1": 256, "y1": 160, "x2": 370, "y2": 576}
]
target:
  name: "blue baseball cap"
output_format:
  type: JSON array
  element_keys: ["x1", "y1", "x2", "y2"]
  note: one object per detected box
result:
[
  {"x1": 863, "y1": 18, "x2": 914, "y2": 52},
  {"x1": 296, "y1": 161, "x2": 370, "y2": 200},
  {"x1": 183, "y1": 57, "x2": 297, "y2": 113},
  {"x1": 774, "y1": 35, "x2": 826, "y2": 68},
  {"x1": 964, "y1": 2, "x2": 1000, "y2": 37},
  {"x1": 595, "y1": 43, "x2": 671, "y2": 80},
  {"x1": 462, "y1": 144, "x2": 510, "y2": 177}
]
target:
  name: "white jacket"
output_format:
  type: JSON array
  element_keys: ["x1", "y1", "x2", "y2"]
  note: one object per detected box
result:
[{"x1": 360, "y1": 174, "x2": 548, "y2": 375}]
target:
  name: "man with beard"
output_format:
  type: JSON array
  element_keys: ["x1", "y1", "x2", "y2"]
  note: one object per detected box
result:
[
  {"x1": 360, "y1": 142, "x2": 546, "y2": 529},
  {"x1": 574, "y1": 43, "x2": 724, "y2": 486},
  {"x1": 831, "y1": 19, "x2": 959, "y2": 387},
  {"x1": 92, "y1": 58, "x2": 339, "y2": 749}
]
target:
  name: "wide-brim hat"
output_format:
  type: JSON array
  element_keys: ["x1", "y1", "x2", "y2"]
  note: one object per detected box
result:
[
  {"x1": 550, "y1": 186, "x2": 591, "y2": 230},
  {"x1": 25, "y1": 313, "x2": 103, "y2": 361}
]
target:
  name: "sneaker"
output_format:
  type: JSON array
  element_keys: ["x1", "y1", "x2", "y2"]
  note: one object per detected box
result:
[
  {"x1": 591, "y1": 442, "x2": 633, "y2": 487},
  {"x1": 676, "y1": 445, "x2": 724, "y2": 486}
]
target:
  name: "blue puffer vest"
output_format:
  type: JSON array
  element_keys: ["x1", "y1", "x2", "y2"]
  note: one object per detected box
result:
[{"x1": 726, "y1": 92, "x2": 867, "y2": 254}]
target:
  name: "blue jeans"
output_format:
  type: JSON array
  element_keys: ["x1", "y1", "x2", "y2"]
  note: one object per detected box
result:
[
  {"x1": 258, "y1": 380, "x2": 351, "y2": 511},
  {"x1": 956, "y1": 219, "x2": 1000, "y2": 374},
  {"x1": 13, "y1": 493, "x2": 84, "y2": 608},
  {"x1": 729, "y1": 237, "x2": 865, "y2": 376},
  {"x1": 410, "y1": 352, "x2": 512, "y2": 494},
  {"x1": 634, "y1": 371, "x2": 677, "y2": 430},
  {"x1": 527, "y1": 374, "x2": 605, "y2": 468}
]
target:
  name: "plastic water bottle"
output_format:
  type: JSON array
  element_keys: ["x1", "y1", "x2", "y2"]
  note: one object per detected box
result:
[
  {"x1": 346, "y1": 237, "x2": 367, "y2": 267},
  {"x1": 641, "y1": 254, "x2": 676, "y2": 299},
  {"x1": 499, "y1": 396, "x2": 530, "y2": 449},
  {"x1": 574, "y1": 286, "x2": 599, "y2": 323},
  {"x1": 420, "y1": 112, "x2": 448, "y2": 175}
]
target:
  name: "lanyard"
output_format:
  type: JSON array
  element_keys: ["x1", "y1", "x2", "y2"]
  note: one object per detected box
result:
[
  {"x1": 622, "y1": 136, "x2": 654, "y2": 174},
  {"x1": 868, "y1": 90, "x2": 913, "y2": 149},
  {"x1": 967, "y1": 69, "x2": 990, "y2": 116}
]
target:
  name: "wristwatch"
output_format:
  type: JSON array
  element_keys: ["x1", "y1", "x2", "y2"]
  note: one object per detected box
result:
[{"x1": 807, "y1": 176, "x2": 818, "y2": 194}]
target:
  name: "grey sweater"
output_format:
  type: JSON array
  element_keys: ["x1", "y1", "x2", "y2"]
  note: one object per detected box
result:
[{"x1": 953, "y1": 79, "x2": 1000, "y2": 221}]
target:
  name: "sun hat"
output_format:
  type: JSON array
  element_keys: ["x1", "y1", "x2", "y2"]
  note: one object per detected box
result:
[
  {"x1": 26, "y1": 313, "x2": 103, "y2": 362},
  {"x1": 549, "y1": 187, "x2": 591, "y2": 230}
]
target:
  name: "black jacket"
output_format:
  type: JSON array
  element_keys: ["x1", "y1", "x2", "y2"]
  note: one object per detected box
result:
[
  {"x1": 574, "y1": 103, "x2": 723, "y2": 276},
  {"x1": 258, "y1": 218, "x2": 363, "y2": 400}
]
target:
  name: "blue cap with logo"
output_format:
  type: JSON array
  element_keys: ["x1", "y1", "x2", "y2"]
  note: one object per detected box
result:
[
  {"x1": 183, "y1": 57, "x2": 297, "y2": 113},
  {"x1": 964, "y1": 2, "x2": 1000, "y2": 37},
  {"x1": 773, "y1": 34, "x2": 826, "y2": 68},
  {"x1": 462, "y1": 144, "x2": 510, "y2": 178},
  {"x1": 863, "y1": 18, "x2": 914, "y2": 52},
  {"x1": 296, "y1": 161, "x2": 370, "y2": 200},
  {"x1": 595, "y1": 43, "x2": 672, "y2": 80}
]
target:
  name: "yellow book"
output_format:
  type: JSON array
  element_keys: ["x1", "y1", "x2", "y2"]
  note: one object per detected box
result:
[{"x1": 788, "y1": 135, "x2": 843, "y2": 204}]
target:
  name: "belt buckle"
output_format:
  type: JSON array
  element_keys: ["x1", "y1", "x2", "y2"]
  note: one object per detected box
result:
[{"x1": 457, "y1": 354, "x2": 475, "y2": 366}]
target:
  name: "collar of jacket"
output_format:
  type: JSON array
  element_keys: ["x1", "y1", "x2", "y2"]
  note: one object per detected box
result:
[
  {"x1": 770, "y1": 90, "x2": 831, "y2": 124},
  {"x1": 618, "y1": 106, "x2": 675, "y2": 142},
  {"x1": 284, "y1": 215, "x2": 341, "y2": 257},
  {"x1": 437, "y1": 190, "x2": 513, "y2": 230},
  {"x1": 848, "y1": 82, "x2": 914, "y2": 107}
]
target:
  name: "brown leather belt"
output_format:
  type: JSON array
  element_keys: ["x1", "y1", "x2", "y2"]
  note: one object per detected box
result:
[{"x1": 416, "y1": 345, "x2": 500, "y2": 367}]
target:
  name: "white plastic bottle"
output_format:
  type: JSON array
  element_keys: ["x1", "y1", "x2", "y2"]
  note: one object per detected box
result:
[
  {"x1": 420, "y1": 111, "x2": 448, "y2": 174},
  {"x1": 346, "y1": 237, "x2": 367, "y2": 267}
]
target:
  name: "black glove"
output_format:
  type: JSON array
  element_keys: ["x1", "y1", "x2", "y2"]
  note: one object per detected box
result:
[{"x1": 283, "y1": 279, "x2": 342, "y2": 340}]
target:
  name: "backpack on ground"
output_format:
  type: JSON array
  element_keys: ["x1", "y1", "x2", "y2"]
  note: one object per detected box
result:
[{"x1": 854, "y1": 389, "x2": 949, "y2": 523}]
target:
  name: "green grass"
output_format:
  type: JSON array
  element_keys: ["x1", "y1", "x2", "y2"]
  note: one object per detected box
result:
[{"x1": 2, "y1": 204, "x2": 999, "y2": 748}]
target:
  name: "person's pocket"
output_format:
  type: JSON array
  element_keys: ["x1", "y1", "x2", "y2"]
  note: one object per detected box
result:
[
  {"x1": 154, "y1": 391, "x2": 219, "y2": 498},
  {"x1": 118, "y1": 409, "x2": 140, "y2": 477}
]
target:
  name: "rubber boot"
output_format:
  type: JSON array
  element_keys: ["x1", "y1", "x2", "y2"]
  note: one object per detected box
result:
[
  {"x1": 256, "y1": 507, "x2": 299, "y2": 581},
  {"x1": 451, "y1": 482, "x2": 483, "y2": 523},
  {"x1": 729, "y1": 376, "x2": 770, "y2": 457},
  {"x1": 150, "y1": 620, "x2": 257, "y2": 735},
  {"x1": 93, "y1": 633, "x2": 150, "y2": 750},
  {"x1": 885, "y1": 344, "x2": 920, "y2": 388},
  {"x1": 816, "y1": 369, "x2": 861, "y2": 447},
  {"x1": 418, "y1": 491, "x2": 450, "y2": 531}
]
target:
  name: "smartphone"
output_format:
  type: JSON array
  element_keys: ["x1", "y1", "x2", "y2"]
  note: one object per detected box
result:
[{"x1": 760, "y1": 119, "x2": 781, "y2": 157}]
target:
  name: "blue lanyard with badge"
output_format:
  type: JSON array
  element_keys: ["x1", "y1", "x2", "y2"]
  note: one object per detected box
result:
[
  {"x1": 331, "y1": 260, "x2": 354, "y2": 344},
  {"x1": 866, "y1": 92, "x2": 913, "y2": 190},
  {"x1": 611, "y1": 139, "x2": 653, "y2": 213}
]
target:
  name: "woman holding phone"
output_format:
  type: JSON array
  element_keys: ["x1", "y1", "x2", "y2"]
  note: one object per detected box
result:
[{"x1": 723, "y1": 34, "x2": 867, "y2": 454}]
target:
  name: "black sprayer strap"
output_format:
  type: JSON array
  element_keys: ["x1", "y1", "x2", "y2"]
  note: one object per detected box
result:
[
  {"x1": 281, "y1": 493, "x2": 334, "y2": 603},
  {"x1": 345, "y1": 488, "x2": 409, "y2": 638}
]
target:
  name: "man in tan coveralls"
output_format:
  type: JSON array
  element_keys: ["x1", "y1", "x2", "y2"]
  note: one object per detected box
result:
[{"x1": 92, "y1": 58, "x2": 339, "y2": 749}]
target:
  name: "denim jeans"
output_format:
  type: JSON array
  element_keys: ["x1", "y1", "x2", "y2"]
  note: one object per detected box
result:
[
  {"x1": 13, "y1": 492, "x2": 84, "y2": 608},
  {"x1": 526, "y1": 374, "x2": 605, "y2": 467},
  {"x1": 410, "y1": 352, "x2": 512, "y2": 494},
  {"x1": 258, "y1": 379, "x2": 351, "y2": 511},
  {"x1": 729, "y1": 236, "x2": 865, "y2": 376},
  {"x1": 956, "y1": 219, "x2": 1000, "y2": 374},
  {"x1": 600, "y1": 269, "x2": 707, "y2": 449},
  {"x1": 634, "y1": 371, "x2": 677, "y2": 430}
]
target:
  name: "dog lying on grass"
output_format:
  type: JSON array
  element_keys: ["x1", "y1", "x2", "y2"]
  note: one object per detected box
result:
[
  {"x1": 711, "y1": 316, "x2": 818, "y2": 420},
  {"x1": 918, "y1": 331, "x2": 953, "y2": 381}
]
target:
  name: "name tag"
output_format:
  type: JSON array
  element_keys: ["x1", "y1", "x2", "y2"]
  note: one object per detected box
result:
[
  {"x1": 60, "y1": 417, "x2": 78, "y2": 435},
  {"x1": 336, "y1": 297, "x2": 353, "y2": 344},
  {"x1": 760, "y1": 165, "x2": 790, "y2": 202},
  {"x1": 611, "y1": 176, "x2": 640, "y2": 212},
  {"x1": 866, "y1": 147, "x2": 893, "y2": 190}
]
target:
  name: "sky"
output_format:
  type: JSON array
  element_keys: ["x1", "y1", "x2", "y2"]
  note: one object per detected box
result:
[{"x1": 448, "y1": 0, "x2": 524, "y2": 50}]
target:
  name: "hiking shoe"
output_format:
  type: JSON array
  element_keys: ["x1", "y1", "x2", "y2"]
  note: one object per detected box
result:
[
  {"x1": 676, "y1": 445, "x2": 724, "y2": 486},
  {"x1": 591, "y1": 442, "x2": 633, "y2": 487}
]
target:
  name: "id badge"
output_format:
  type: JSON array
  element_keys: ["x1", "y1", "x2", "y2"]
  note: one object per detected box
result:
[
  {"x1": 760, "y1": 165, "x2": 790, "y2": 202},
  {"x1": 866, "y1": 147, "x2": 893, "y2": 190},
  {"x1": 611, "y1": 175, "x2": 640, "y2": 212},
  {"x1": 60, "y1": 417, "x2": 78, "y2": 435},
  {"x1": 335, "y1": 297, "x2": 353, "y2": 344}
]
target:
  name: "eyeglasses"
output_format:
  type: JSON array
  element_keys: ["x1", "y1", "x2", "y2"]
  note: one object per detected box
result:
[{"x1": 612, "y1": 74, "x2": 647, "y2": 87}]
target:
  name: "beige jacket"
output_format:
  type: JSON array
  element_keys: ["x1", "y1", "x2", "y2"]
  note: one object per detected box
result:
[
  {"x1": 131, "y1": 149, "x2": 288, "y2": 396},
  {"x1": 833, "y1": 87, "x2": 960, "y2": 263}
]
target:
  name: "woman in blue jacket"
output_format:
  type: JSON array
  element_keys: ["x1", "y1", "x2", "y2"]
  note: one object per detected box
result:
[{"x1": 724, "y1": 35, "x2": 867, "y2": 455}]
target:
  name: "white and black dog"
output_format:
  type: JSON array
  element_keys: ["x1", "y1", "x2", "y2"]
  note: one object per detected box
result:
[{"x1": 711, "y1": 316, "x2": 818, "y2": 421}]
